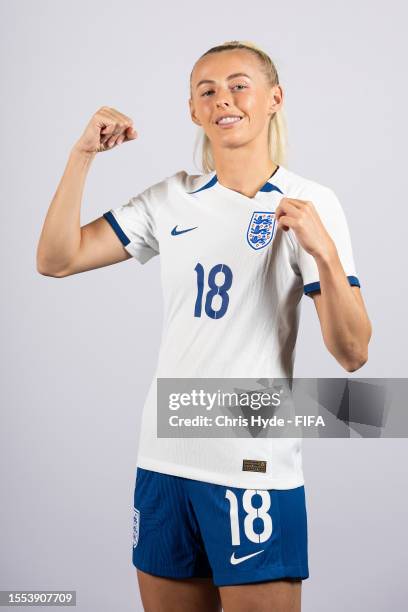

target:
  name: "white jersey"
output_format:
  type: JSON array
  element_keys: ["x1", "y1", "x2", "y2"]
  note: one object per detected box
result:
[{"x1": 103, "y1": 164, "x2": 360, "y2": 489}]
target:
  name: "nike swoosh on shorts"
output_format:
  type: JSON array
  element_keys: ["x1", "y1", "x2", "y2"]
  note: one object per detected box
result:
[{"x1": 230, "y1": 550, "x2": 265, "y2": 565}]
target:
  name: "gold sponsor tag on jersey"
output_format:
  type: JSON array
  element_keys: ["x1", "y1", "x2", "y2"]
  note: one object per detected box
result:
[{"x1": 242, "y1": 459, "x2": 267, "y2": 473}]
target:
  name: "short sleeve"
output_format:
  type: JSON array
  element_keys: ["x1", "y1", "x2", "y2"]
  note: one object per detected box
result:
[
  {"x1": 103, "y1": 186, "x2": 160, "y2": 265},
  {"x1": 289, "y1": 186, "x2": 361, "y2": 297}
]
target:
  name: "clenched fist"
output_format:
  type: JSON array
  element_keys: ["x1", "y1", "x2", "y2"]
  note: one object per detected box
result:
[{"x1": 73, "y1": 106, "x2": 138, "y2": 155}]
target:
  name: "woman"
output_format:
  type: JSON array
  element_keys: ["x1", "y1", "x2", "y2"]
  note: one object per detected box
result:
[{"x1": 37, "y1": 40, "x2": 372, "y2": 612}]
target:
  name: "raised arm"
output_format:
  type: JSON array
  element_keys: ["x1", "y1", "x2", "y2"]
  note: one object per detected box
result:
[{"x1": 36, "y1": 107, "x2": 138, "y2": 277}]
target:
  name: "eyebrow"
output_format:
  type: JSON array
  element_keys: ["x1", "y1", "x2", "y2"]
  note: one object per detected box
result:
[{"x1": 195, "y1": 72, "x2": 252, "y2": 89}]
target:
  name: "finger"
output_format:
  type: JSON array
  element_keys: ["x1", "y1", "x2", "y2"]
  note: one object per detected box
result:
[
  {"x1": 275, "y1": 200, "x2": 302, "y2": 221},
  {"x1": 101, "y1": 133, "x2": 111, "y2": 145},
  {"x1": 277, "y1": 198, "x2": 309, "y2": 214},
  {"x1": 107, "y1": 133, "x2": 121, "y2": 148},
  {"x1": 277, "y1": 215, "x2": 297, "y2": 231},
  {"x1": 123, "y1": 125, "x2": 138, "y2": 141},
  {"x1": 113, "y1": 124, "x2": 137, "y2": 143},
  {"x1": 95, "y1": 107, "x2": 134, "y2": 149},
  {"x1": 108, "y1": 123, "x2": 136, "y2": 147},
  {"x1": 116, "y1": 132, "x2": 129, "y2": 146},
  {"x1": 107, "y1": 107, "x2": 134, "y2": 125},
  {"x1": 100, "y1": 125, "x2": 119, "y2": 143},
  {"x1": 98, "y1": 106, "x2": 131, "y2": 124},
  {"x1": 285, "y1": 198, "x2": 310, "y2": 209},
  {"x1": 97, "y1": 109, "x2": 119, "y2": 133},
  {"x1": 277, "y1": 197, "x2": 307, "y2": 210},
  {"x1": 101, "y1": 121, "x2": 127, "y2": 138},
  {"x1": 99, "y1": 110, "x2": 132, "y2": 131},
  {"x1": 103, "y1": 122, "x2": 135, "y2": 147},
  {"x1": 103, "y1": 111, "x2": 134, "y2": 140}
]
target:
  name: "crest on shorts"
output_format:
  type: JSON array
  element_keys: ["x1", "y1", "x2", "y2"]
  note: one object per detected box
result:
[
  {"x1": 247, "y1": 212, "x2": 276, "y2": 250},
  {"x1": 133, "y1": 507, "x2": 140, "y2": 548}
]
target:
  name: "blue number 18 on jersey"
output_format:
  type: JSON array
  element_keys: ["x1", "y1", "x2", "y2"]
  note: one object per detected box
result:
[{"x1": 194, "y1": 263, "x2": 233, "y2": 320}]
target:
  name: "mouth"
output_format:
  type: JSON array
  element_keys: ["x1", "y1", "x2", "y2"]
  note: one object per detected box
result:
[{"x1": 215, "y1": 116, "x2": 244, "y2": 128}]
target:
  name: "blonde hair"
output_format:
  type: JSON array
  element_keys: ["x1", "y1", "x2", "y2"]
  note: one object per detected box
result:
[{"x1": 189, "y1": 40, "x2": 288, "y2": 173}]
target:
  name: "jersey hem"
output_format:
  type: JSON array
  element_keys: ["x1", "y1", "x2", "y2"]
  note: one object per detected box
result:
[
  {"x1": 136, "y1": 456, "x2": 305, "y2": 490},
  {"x1": 132, "y1": 558, "x2": 308, "y2": 585},
  {"x1": 213, "y1": 564, "x2": 309, "y2": 586},
  {"x1": 132, "y1": 558, "x2": 212, "y2": 580}
]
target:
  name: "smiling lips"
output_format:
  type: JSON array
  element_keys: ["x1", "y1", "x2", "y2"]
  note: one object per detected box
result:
[{"x1": 216, "y1": 115, "x2": 244, "y2": 128}]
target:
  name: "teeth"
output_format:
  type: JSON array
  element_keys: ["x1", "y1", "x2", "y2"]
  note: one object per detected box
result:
[{"x1": 218, "y1": 116, "x2": 242, "y2": 124}]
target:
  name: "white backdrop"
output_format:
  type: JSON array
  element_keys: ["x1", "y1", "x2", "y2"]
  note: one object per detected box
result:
[{"x1": 1, "y1": 0, "x2": 407, "y2": 610}]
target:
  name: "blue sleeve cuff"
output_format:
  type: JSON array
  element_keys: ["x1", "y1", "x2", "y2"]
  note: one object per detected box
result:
[
  {"x1": 103, "y1": 211, "x2": 131, "y2": 247},
  {"x1": 304, "y1": 275, "x2": 361, "y2": 296}
]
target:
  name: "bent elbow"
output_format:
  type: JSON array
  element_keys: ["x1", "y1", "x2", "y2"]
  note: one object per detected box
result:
[
  {"x1": 343, "y1": 350, "x2": 368, "y2": 372},
  {"x1": 329, "y1": 340, "x2": 369, "y2": 373},
  {"x1": 37, "y1": 264, "x2": 53, "y2": 277},
  {"x1": 36, "y1": 261, "x2": 68, "y2": 277}
]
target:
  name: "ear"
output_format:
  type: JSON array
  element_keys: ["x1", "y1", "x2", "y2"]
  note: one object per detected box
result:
[
  {"x1": 268, "y1": 85, "x2": 283, "y2": 114},
  {"x1": 189, "y1": 98, "x2": 202, "y2": 126}
]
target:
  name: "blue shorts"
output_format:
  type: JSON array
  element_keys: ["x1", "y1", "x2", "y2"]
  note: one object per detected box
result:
[{"x1": 132, "y1": 467, "x2": 309, "y2": 587}]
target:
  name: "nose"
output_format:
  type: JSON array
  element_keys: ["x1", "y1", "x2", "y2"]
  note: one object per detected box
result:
[
  {"x1": 216, "y1": 100, "x2": 230, "y2": 108},
  {"x1": 214, "y1": 87, "x2": 234, "y2": 107}
]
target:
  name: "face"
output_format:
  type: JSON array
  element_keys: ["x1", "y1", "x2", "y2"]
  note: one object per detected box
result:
[{"x1": 189, "y1": 49, "x2": 283, "y2": 151}]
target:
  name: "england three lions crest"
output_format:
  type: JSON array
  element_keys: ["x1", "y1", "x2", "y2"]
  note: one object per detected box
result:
[{"x1": 247, "y1": 211, "x2": 276, "y2": 251}]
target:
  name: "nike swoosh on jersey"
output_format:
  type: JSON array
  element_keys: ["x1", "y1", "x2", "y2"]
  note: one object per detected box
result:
[
  {"x1": 230, "y1": 550, "x2": 265, "y2": 565},
  {"x1": 171, "y1": 225, "x2": 198, "y2": 236}
]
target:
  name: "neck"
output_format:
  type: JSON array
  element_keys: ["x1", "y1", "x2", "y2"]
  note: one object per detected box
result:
[{"x1": 211, "y1": 145, "x2": 278, "y2": 199}]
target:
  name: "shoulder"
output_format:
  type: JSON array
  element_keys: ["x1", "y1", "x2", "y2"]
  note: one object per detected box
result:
[
  {"x1": 168, "y1": 169, "x2": 216, "y2": 194},
  {"x1": 277, "y1": 166, "x2": 343, "y2": 219},
  {"x1": 277, "y1": 165, "x2": 337, "y2": 202},
  {"x1": 136, "y1": 169, "x2": 215, "y2": 201}
]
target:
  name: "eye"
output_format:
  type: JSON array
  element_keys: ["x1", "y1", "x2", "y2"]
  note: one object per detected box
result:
[{"x1": 201, "y1": 83, "x2": 248, "y2": 97}]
